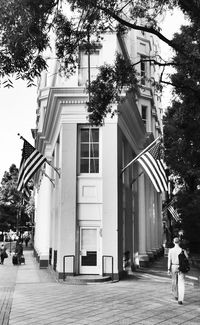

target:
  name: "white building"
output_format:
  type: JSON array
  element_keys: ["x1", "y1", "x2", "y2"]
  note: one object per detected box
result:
[{"x1": 33, "y1": 28, "x2": 165, "y2": 280}]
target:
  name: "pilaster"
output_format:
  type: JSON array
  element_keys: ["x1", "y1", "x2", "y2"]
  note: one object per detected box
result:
[{"x1": 138, "y1": 172, "x2": 149, "y2": 267}]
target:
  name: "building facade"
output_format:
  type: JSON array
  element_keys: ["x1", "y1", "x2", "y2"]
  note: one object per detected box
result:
[{"x1": 34, "y1": 29, "x2": 165, "y2": 280}]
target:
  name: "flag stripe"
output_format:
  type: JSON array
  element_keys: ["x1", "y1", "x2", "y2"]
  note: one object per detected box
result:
[
  {"x1": 23, "y1": 185, "x2": 31, "y2": 201},
  {"x1": 137, "y1": 140, "x2": 168, "y2": 193},
  {"x1": 17, "y1": 139, "x2": 46, "y2": 193},
  {"x1": 138, "y1": 156, "x2": 161, "y2": 192},
  {"x1": 18, "y1": 149, "x2": 43, "y2": 188},
  {"x1": 156, "y1": 159, "x2": 168, "y2": 191},
  {"x1": 145, "y1": 152, "x2": 167, "y2": 191},
  {"x1": 23, "y1": 155, "x2": 46, "y2": 185},
  {"x1": 17, "y1": 150, "x2": 38, "y2": 190},
  {"x1": 157, "y1": 160, "x2": 168, "y2": 187},
  {"x1": 18, "y1": 151, "x2": 39, "y2": 190},
  {"x1": 168, "y1": 206, "x2": 180, "y2": 222},
  {"x1": 162, "y1": 197, "x2": 176, "y2": 214},
  {"x1": 138, "y1": 153, "x2": 165, "y2": 192}
]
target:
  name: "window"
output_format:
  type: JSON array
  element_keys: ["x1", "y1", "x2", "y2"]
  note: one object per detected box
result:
[
  {"x1": 140, "y1": 55, "x2": 146, "y2": 85},
  {"x1": 141, "y1": 105, "x2": 147, "y2": 129},
  {"x1": 78, "y1": 50, "x2": 100, "y2": 86},
  {"x1": 79, "y1": 128, "x2": 99, "y2": 173}
]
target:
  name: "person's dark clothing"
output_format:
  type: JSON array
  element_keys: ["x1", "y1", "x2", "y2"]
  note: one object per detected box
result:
[
  {"x1": 0, "y1": 245, "x2": 7, "y2": 264},
  {"x1": 25, "y1": 236, "x2": 30, "y2": 247},
  {"x1": 15, "y1": 242, "x2": 23, "y2": 264}
]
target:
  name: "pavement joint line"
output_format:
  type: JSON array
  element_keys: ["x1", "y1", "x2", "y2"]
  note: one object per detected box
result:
[
  {"x1": 186, "y1": 275, "x2": 199, "y2": 280},
  {"x1": 1, "y1": 248, "x2": 200, "y2": 324}
]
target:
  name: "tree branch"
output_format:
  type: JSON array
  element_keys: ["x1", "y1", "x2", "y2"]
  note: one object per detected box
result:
[
  {"x1": 132, "y1": 58, "x2": 177, "y2": 68},
  {"x1": 96, "y1": 5, "x2": 180, "y2": 52},
  {"x1": 160, "y1": 79, "x2": 200, "y2": 98}
]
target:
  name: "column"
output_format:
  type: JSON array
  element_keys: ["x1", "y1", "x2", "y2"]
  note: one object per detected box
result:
[
  {"x1": 35, "y1": 163, "x2": 52, "y2": 268},
  {"x1": 56, "y1": 124, "x2": 77, "y2": 276},
  {"x1": 138, "y1": 172, "x2": 149, "y2": 266}
]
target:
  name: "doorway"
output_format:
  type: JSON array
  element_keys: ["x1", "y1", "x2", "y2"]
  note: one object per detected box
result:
[{"x1": 79, "y1": 227, "x2": 100, "y2": 274}]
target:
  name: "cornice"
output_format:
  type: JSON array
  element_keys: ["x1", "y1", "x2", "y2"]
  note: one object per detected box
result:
[
  {"x1": 36, "y1": 87, "x2": 88, "y2": 151},
  {"x1": 137, "y1": 36, "x2": 152, "y2": 50}
]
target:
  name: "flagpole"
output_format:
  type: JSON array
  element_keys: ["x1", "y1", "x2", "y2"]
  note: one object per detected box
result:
[
  {"x1": 46, "y1": 160, "x2": 61, "y2": 178},
  {"x1": 17, "y1": 133, "x2": 25, "y2": 141},
  {"x1": 41, "y1": 170, "x2": 55, "y2": 187},
  {"x1": 121, "y1": 136, "x2": 160, "y2": 174},
  {"x1": 130, "y1": 171, "x2": 144, "y2": 187}
]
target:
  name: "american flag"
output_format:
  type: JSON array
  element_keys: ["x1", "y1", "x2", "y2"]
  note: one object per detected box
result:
[
  {"x1": 17, "y1": 139, "x2": 46, "y2": 195},
  {"x1": 162, "y1": 197, "x2": 180, "y2": 222},
  {"x1": 167, "y1": 205, "x2": 180, "y2": 222},
  {"x1": 137, "y1": 140, "x2": 168, "y2": 193}
]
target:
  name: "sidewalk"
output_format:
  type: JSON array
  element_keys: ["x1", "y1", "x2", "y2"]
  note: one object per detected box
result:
[
  {"x1": 130, "y1": 255, "x2": 200, "y2": 287},
  {"x1": 0, "y1": 249, "x2": 200, "y2": 325}
]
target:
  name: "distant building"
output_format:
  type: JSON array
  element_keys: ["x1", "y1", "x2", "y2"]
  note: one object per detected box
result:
[{"x1": 34, "y1": 28, "x2": 165, "y2": 280}]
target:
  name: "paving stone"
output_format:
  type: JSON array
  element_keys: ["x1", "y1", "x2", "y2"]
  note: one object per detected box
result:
[{"x1": 0, "y1": 248, "x2": 200, "y2": 324}]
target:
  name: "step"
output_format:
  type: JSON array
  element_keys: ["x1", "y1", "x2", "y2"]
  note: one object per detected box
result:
[{"x1": 61, "y1": 274, "x2": 112, "y2": 284}]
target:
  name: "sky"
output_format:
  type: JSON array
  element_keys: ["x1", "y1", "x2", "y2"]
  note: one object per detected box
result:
[
  {"x1": 0, "y1": 80, "x2": 37, "y2": 180},
  {"x1": 0, "y1": 8, "x2": 187, "y2": 181},
  {"x1": 160, "y1": 9, "x2": 188, "y2": 107}
]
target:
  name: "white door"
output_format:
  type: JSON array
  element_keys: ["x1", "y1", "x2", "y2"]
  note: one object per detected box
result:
[{"x1": 79, "y1": 227, "x2": 99, "y2": 274}]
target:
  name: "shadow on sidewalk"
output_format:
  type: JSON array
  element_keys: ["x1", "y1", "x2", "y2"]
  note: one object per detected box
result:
[{"x1": 124, "y1": 256, "x2": 200, "y2": 286}]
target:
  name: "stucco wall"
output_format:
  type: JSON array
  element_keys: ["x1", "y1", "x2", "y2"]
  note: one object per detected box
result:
[
  {"x1": 56, "y1": 124, "x2": 77, "y2": 273},
  {"x1": 102, "y1": 121, "x2": 119, "y2": 277}
]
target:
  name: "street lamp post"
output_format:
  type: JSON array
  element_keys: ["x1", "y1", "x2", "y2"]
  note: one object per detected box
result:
[
  {"x1": 9, "y1": 238, "x2": 12, "y2": 254},
  {"x1": 16, "y1": 202, "x2": 22, "y2": 237}
]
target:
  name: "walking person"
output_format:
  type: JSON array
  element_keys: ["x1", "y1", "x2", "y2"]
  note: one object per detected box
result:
[
  {"x1": 15, "y1": 240, "x2": 23, "y2": 265},
  {"x1": 168, "y1": 237, "x2": 188, "y2": 305},
  {"x1": 0, "y1": 243, "x2": 8, "y2": 265},
  {"x1": 24, "y1": 235, "x2": 30, "y2": 247}
]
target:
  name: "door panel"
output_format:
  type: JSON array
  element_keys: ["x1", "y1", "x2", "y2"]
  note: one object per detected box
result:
[{"x1": 80, "y1": 227, "x2": 99, "y2": 274}]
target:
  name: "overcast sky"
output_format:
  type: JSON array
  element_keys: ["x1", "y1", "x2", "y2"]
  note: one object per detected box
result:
[
  {"x1": 0, "y1": 9, "x2": 187, "y2": 181},
  {"x1": 0, "y1": 80, "x2": 37, "y2": 180}
]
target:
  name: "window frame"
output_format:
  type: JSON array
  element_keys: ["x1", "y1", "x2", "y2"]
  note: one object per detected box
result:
[
  {"x1": 140, "y1": 55, "x2": 147, "y2": 85},
  {"x1": 141, "y1": 105, "x2": 147, "y2": 130},
  {"x1": 78, "y1": 47, "x2": 101, "y2": 87},
  {"x1": 78, "y1": 126, "x2": 101, "y2": 175}
]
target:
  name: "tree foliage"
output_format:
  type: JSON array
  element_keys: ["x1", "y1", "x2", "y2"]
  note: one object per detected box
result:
[
  {"x1": 0, "y1": 0, "x2": 58, "y2": 86},
  {"x1": 163, "y1": 16, "x2": 200, "y2": 251},
  {"x1": 0, "y1": 164, "x2": 30, "y2": 231},
  {"x1": 176, "y1": 191, "x2": 200, "y2": 252},
  {"x1": 164, "y1": 23, "x2": 200, "y2": 192},
  {"x1": 0, "y1": 0, "x2": 198, "y2": 84},
  {"x1": 88, "y1": 54, "x2": 139, "y2": 125},
  {"x1": 1, "y1": 1, "x2": 200, "y2": 121}
]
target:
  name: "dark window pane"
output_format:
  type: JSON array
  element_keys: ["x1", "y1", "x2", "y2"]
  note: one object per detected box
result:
[
  {"x1": 90, "y1": 144, "x2": 99, "y2": 158},
  {"x1": 90, "y1": 129, "x2": 99, "y2": 142},
  {"x1": 142, "y1": 106, "x2": 147, "y2": 119},
  {"x1": 81, "y1": 129, "x2": 89, "y2": 142},
  {"x1": 80, "y1": 159, "x2": 89, "y2": 173},
  {"x1": 81, "y1": 251, "x2": 97, "y2": 266},
  {"x1": 81, "y1": 144, "x2": 89, "y2": 157},
  {"x1": 141, "y1": 61, "x2": 145, "y2": 72},
  {"x1": 90, "y1": 159, "x2": 99, "y2": 173}
]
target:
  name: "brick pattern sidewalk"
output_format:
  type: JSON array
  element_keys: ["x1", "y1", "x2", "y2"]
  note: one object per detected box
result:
[
  {"x1": 0, "y1": 287, "x2": 14, "y2": 325},
  {"x1": 9, "y1": 279, "x2": 200, "y2": 325},
  {"x1": 0, "y1": 250, "x2": 18, "y2": 325},
  {"x1": 0, "y1": 249, "x2": 200, "y2": 324}
]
